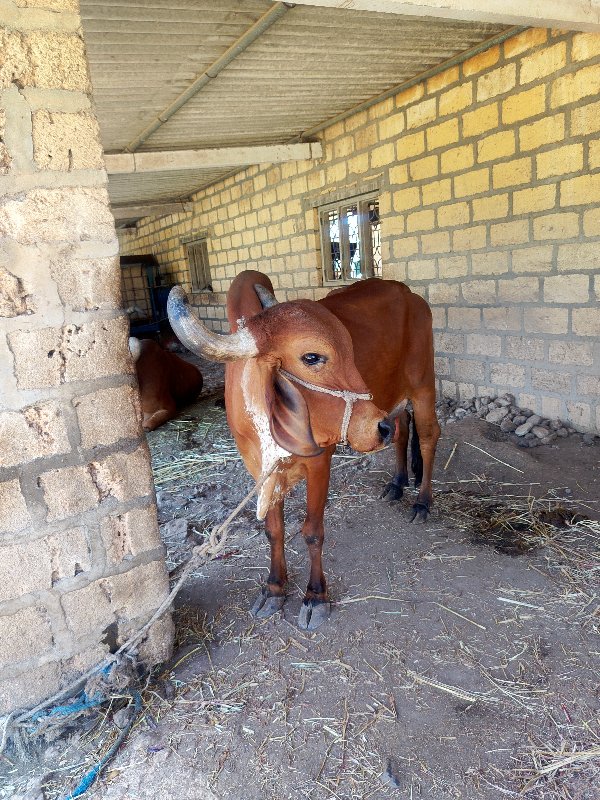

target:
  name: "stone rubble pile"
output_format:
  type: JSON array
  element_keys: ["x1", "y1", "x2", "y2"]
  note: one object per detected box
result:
[{"x1": 436, "y1": 393, "x2": 598, "y2": 448}]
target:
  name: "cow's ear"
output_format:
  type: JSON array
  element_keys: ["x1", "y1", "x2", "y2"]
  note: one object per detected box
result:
[{"x1": 267, "y1": 370, "x2": 323, "y2": 457}]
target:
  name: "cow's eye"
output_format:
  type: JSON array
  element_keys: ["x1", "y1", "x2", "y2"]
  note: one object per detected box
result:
[{"x1": 301, "y1": 352, "x2": 326, "y2": 366}]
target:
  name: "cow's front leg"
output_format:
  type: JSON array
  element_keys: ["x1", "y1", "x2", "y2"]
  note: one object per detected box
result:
[
  {"x1": 409, "y1": 394, "x2": 440, "y2": 523},
  {"x1": 251, "y1": 501, "x2": 287, "y2": 619},
  {"x1": 298, "y1": 451, "x2": 333, "y2": 630}
]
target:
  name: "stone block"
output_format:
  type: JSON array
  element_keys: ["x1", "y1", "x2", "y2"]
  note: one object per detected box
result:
[
  {"x1": 566, "y1": 401, "x2": 591, "y2": 429},
  {"x1": 407, "y1": 209, "x2": 435, "y2": 232},
  {"x1": 435, "y1": 333, "x2": 465, "y2": 354},
  {"x1": 0, "y1": 479, "x2": 31, "y2": 535},
  {"x1": 426, "y1": 119, "x2": 458, "y2": 151},
  {"x1": 483, "y1": 307, "x2": 521, "y2": 331},
  {"x1": 396, "y1": 131, "x2": 425, "y2": 160},
  {"x1": 472, "y1": 193, "x2": 509, "y2": 221},
  {"x1": 0, "y1": 606, "x2": 53, "y2": 668},
  {"x1": 551, "y1": 64, "x2": 600, "y2": 108},
  {"x1": 502, "y1": 86, "x2": 545, "y2": 124},
  {"x1": 407, "y1": 258, "x2": 436, "y2": 281},
  {"x1": 0, "y1": 188, "x2": 115, "y2": 247},
  {"x1": 421, "y1": 178, "x2": 452, "y2": 205},
  {"x1": 549, "y1": 340, "x2": 593, "y2": 366},
  {"x1": 512, "y1": 246, "x2": 553, "y2": 274},
  {"x1": 520, "y1": 42, "x2": 567, "y2": 84},
  {"x1": 505, "y1": 336, "x2": 545, "y2": 361},
  {"x1": 452, "y1": 225, "x2": 487, "y2": 251},
  {"x1": 421, "y1": 231, "x2": 450, "y2": 255},
  {"x1": 504, "y1": 28, "x2": 548, "y2": 59},
  {"x1": 477, "y1": 64, "x2": 516, "y2": 102},
  {"x1": 371, "y1": 142, "x2": 395, "y2": 168},
  {"x1": 577, "y1": 376, "x2": 600, "y2": 396},
  {"x1": 537, "y1": 143, "x2": 583, "y2": 179},
  {"x1": 46, "y1": 527, "x2": 92, "y2": 585},
  {"x1": 477, "y1": 130, "x2": 515, "y2": 164},
  {"x1": 519, "y1": 113, "x2": 565, "y2": 151},
  {"x1": 448, "y1": 306, "x2": 481, "y2": 330},
  {"x1": 136, "y1": 615, "x2": 174, "y2": 666},
  {"x1": 0, "y1": 539, "x2": 52, "y2": 602},
  {"x1": 440, "y1": 145, "x2": 474, "y2": 175},
  {"x1": 61, "y1": 580, "x2": 113, "y2": 640},
  {"x1": 462, "y1": 103, "x2": 498, "y2": 138},
  {"x1": 39, "y1": 464, "x2": 99, "y2": 522},
  {"x1": 532, "y1": 368, "x2": 572, "y2": 394},
  {"x1": 50, "y1": 253, "x2": 123, "y2": 312},
  {"x1": 572, "y1": 309, "x2": 600, "y2": 337},
  {"x1": 490, "y1": 220, "x2": 529, "y2": 247},
  {"x1": 0, "y1": 661, "x2": 60, "y2": 716},
  {"x1": 393, "y1": 187, "x2": 420, "y2": 212},
  {"x1": 544, "y1": 274, "x2": 590, "y2": 304},
  {"x1": 442, "y1": 256, "x2": 469, "y2": 277},
  {"x1": 557, "y1": 242, "x2": 600, "y2": 272},
  {"x1": 472, "y1": 251, "x2": 509, "y2": 275},
  {"x1": 378, "y1": 113, "x2": 405, "y2": 141},
  {"x1": 0, "y1": 401, "x2": 70, "y2": 469},
  {"x1": 463, "y1": 45, "x2": 500, "y2": 76},
  {"x1": 395, "y1": 84, "x2": 424, "y2": 109},
  {"x1": 560, "y1": 174, "x2": 600, "y2": 207},
  {"x1": 438, "y1": 202, "x2": 470, "y2": 227},
  {"x1": 462, "y1": 280, "x2": 496, "y2": 305},
  {"x1": 454, "y1": 169, "x2": 489, "y2": 198},
  {"x1": 439, "y1": 83, "x2": 472, "y2": 116},
  {"x1": 524, "y1": 307, "x2": 568, "y2": 335},
  {"x1": 90, "y1": 445, "x2": 154, "y2": 504},
  {"x1": 0, "y1": 109, "x2": 9, "y2": 172},
  {"x1": 8, "y1": 317, "x2": 131, "y2": 390},
  {"x1": 497, "y1": 277, "x2": 539, "y2": 303},
  {"x1": 101, "y1": 505, "x2": 161, "y2": 566},
  {"x1": 74, "y1": 385, "x2": 141, "y2": 448},
  {"x1": 409, "y1": 155, "x2": 438, "y2": 181},
  {"x1": 27, "y1": 31, "x2": 90, "y2": 91},
  {"x1": 406, "y1": 98, "x2": 436, "y2": 130},
  {"x1": 570, "y1": 98, "x2": 600, "y2": 136},
  {"x1": 32, "y1": 111, "x2": 103, "y2": 171},
  {"x1": 490, "y1": 363, "x2": 526, "y2": 387},
  {"x1": 455, "y1": 359, "x2": 485, "y2": 381},
  {"x1": 533, "y1": 213, "x2": 579, "y2": 241},
  {"x1": 428, "y1": 282, "x2": 458, "y2": 304},
  {"x1": 107, "y1": 560, "x2": 169, "y2": 622},
  {"x1": 513, "y1": 185, "x2": 556, "y2": 215},
  {"x1": 493, "y1": 157, "x2": 533, "y2": 190},
  {"x1": 466, "y1": 334, "x2": 502, "y2": 357},
  {"x1": 427, "y1": 65, "x2": 459, "y2": 94},
  {"x1": 572, "y1": 32, "x2": 600, "y2": 61},
  {"x1": 0, "y1": 266, "x2": 33, "y2": 317}
]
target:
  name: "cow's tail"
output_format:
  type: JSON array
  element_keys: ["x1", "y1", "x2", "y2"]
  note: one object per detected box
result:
[{"x1": 410, "y1": 413, "x2": 424, "y2": 488}]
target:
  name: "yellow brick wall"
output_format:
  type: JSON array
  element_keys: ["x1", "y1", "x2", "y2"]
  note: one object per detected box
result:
[{"x1": 120, "y1": 28, "x2": 600, "y2": 433}]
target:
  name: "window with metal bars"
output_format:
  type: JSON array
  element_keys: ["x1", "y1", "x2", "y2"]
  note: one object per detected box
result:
[
  {"x1": 186, "y1": 238, "x2": 212, "y2": 292},
  {"x1": 319, "y1": 194, "x2": 381, "y2": 284}
]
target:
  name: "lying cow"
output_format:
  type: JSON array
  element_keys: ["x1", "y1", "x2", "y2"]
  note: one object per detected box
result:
[
  {"x1": 129, "y1": 337, "x2": 203, "y2": 431},
  {"x1": 168, "y1": 270, "x2": 439, "y2": 629}
]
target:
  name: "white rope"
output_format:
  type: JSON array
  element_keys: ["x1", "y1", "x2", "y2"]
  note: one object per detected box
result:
[{"x1": 279, "y1": 368, "x2": 372, "y2": 446}]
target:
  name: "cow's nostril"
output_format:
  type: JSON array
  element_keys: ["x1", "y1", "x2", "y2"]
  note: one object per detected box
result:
[{"x1": 378, "y1": 419, "x2": 393, "y2": 444}]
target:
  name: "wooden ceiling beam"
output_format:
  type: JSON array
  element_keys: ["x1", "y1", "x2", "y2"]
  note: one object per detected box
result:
[
  {"x1": 290, "y1": 0, "x2": 600, "y2": 32},
  {"x1": 111, "y1": 202, "x2": 192, "y2": 221}
]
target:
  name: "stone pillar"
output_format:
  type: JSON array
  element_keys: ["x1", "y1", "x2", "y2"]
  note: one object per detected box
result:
[{"x1": 0, "y1": 0, "x2": 173, "y2": 715}]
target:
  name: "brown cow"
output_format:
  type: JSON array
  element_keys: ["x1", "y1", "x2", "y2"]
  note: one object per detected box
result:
[
  {"x1": 129, "y1": 337, "x2": 203, "y2": 431},
  {"x1": 167, "y1": 270, "x2": 439, "y2": 629}
]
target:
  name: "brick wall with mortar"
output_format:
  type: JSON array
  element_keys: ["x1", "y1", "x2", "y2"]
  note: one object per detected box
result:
[
  {"x1": 120, "y1": 28, "x2": 600, "y2": 434},
  {"x1": 0, "y1": 0, "x2": 173, "y2": 716}
]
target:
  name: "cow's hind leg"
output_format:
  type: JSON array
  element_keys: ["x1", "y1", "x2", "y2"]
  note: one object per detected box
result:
[
  {"x1": 409, "y1": 393, "x2": 440, "y2": 523},
  {"x1": 251, "y1": 501, "x2": 287, "y2": 619},
  {"x1": 380, "y1": 409, "x2": 410, "y2": 501},
  {"x1": 298, "y1": 452, "x2": 333, "y2": 630}
]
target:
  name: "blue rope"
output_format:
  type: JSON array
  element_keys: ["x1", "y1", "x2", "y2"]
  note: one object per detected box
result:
[{"x1": 63, "y1": 690, "x2": 142, "y2": 800}]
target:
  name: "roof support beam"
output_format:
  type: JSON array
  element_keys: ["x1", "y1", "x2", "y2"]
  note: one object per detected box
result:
[
  {"x1": 290, "y1": 0, "x2": 600, "y2": 32},
  {"x1": 105, "y1": 143, "x2": 322, "y2": 175},
  {"x1": 111, "y1": 202, "x2": 192, "y2": 221}
]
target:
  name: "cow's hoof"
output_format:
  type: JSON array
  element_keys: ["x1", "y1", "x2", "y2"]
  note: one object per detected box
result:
[
  {"x1": 298, "y1": 599, "x2": 330, "y2": 630},
  {"x1": 380, "y1": 481, "x2": 405, "y2": 502},
  {"x1": 250, "y1": 589, "x2": 285, "y2": 619},
  {"x1": 409, "y1": 502, "x2": 429, "y2": 523}
]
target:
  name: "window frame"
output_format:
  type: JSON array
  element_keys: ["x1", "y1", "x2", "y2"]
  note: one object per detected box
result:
[
  {"x1": 318, "y1": 191, "x2": 381, "y2": 286},
  {"x1": 185, "y1": 237, "x2": 213, "y2": 293}
]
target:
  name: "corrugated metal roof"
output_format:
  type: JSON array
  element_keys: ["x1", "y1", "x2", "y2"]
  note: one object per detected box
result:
[{"x1": 80, "y1": 1, "x2": 508, "y2": 213}]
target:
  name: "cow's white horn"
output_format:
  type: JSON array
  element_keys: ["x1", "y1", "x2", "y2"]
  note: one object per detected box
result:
[
  {"x1": 128, "y1": 336, "x2": 141, "y2": 362},
  {"x1": 167, "y1": 286, "x2": 258, "y2": 362}
]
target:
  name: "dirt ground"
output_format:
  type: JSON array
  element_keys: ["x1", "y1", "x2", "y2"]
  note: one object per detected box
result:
[{"x1": 5, "y1": 358, "x2": 599, "y2": 800}]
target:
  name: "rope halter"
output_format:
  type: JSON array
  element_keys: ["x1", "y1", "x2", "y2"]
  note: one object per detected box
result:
[{"x1": 279, "y1": 367, "x2": 372, "y2": 448}]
